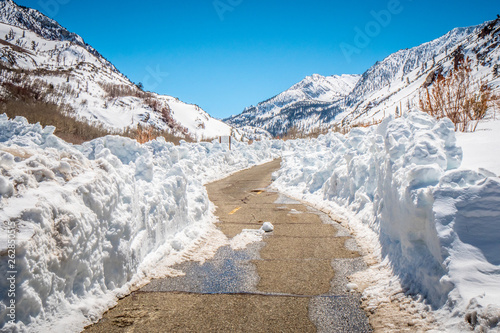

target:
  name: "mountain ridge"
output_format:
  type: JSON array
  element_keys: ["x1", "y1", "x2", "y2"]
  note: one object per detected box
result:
[
  {"x1": 0, "y1": 0, "x2": 116, "y2": 71},
  {"x1": 227, "y1": 18, "x2": 500, "y2": 136},
  {"x1": 0, "y1": 0, "x2": 269, "y2": 142},
  {"x1": 225, "y1": 73, "x2": 360, "y2": 136}
]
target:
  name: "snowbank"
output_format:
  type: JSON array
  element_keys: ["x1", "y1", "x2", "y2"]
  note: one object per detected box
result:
[
  {"x1": 0, "y1": 114, "x2": 280, "y2": 332},
  {"x1": 273, "y1": 111, "x2": 500, "y2": 331},
  {"x1": 2, "y1": 110, "x2": 499, "y2": 332},
  {"x1": 456, "y1": 118, "x2": 500, "y2": 177}
]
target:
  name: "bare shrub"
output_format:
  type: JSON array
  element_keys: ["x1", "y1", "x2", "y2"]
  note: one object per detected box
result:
[
  {"x1": 419, "y1": 57, "x2": 497, "y2": 132},
  {"x1": 123, "y1": 124, "x2": 191, "y2": 145},
  {"x1": 133, "y1": 124, "x2": 156, "y2": 144},
  {"x1": 99, "y1": 82, "x2": 149, "y2": 99},
  {"x1": 279, "y1": 126, "x2": 330, "y2": 140}
]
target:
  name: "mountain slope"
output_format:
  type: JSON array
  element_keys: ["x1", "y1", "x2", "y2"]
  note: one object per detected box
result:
[
  {"x1": 0, "y1": 0, "x2": 236, "y2": 141},
  {"x1": 225, "y1": 74, "x2": 360, "y2": 136},
  {"x1": 340, "y1": 20, "x2": 499, "y2": 126},
  {"x1": 0, "y1": 0, "x2": 115, "y2": 69},
  {"x1": 228, "y1": 17, "x2": 500, "y2": 135}
]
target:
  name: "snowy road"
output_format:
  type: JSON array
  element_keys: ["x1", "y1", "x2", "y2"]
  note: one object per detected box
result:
[{"x1": 84, "y1": 160, "x2": 371, "y2": 332}]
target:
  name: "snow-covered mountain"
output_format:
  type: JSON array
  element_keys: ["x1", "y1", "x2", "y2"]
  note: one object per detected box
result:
[
  {"x1": 268, "y1": 73, "x2": 361, "y2": 105},
  {"x1": 0, "y1": 0, "x2": 238, "y2": 141},
  {"x1": 341, "y1": 19, "x2": 500, "y2": 127},
  {"x1": 225, "y1": 74, "x2": 360, "y2": 136},
  {"x1": 228, "y1": 17, "x2": 500, "y2": 136}
]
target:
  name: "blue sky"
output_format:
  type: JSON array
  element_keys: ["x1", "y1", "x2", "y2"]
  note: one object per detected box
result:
[{"x1": 18, "y1": 0, "x2": 499, "y2": 119}]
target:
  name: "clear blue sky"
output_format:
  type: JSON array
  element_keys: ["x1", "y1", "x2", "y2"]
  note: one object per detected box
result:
[{"x1": 17, "y1": 0, "x2": 499, "y2": 119}]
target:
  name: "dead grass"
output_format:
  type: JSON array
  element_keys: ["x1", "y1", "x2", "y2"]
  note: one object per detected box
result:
[
  {"x1": 0, "y1": 66, "x2": 191, "y2": 145},
  {"x1": 351, "y1": 118, "x2": 383, "y2": 129},
  {"x1": 1, "y1": 100, "x2": 112, "y2": 144},
  {"x1": 278, "y1": 126, "x2": 330, "y2": 140}
]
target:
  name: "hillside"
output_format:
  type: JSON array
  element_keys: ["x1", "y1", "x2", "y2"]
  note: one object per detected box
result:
[
  {"x1": 227, "y1": 17, "x2": 500, "y2": 136},
  {"x1": 0, "y1": 0, "x2": 240, "y2": 142},
  {"x1": 342, "y1": 18, "x2": 500, "y2": 127},
  {"x1": 225, "y1": 74, "x2": 360, "y2": 136}
]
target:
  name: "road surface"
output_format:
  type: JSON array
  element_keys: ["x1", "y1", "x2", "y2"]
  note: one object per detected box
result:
[{"x1": 85, "y1": 159, "x2": 371, "y2": 332}]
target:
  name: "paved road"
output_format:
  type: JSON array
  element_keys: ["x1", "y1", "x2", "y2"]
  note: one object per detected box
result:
[{"x1": 85, "y1": 159, "x2": 372, "y2": 332}]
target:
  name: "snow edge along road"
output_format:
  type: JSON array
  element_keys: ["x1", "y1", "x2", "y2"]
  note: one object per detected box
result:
[
  {"x1": 272, "y1": 110, "x2": 500, "y2": 332},
  {"x1": 0, "y1": 114, "x2": 282, "y2": 333}
]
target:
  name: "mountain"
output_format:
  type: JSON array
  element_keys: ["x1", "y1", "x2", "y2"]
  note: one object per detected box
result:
[
  {"x1": 225, "y1": 74, "x2": 360, "y2": 136},
  {"x1": 227, "y1": 17, "x2": 500, "y2": 136},
  {"x1": 0, "y1": 0, "x2": 240, "y2": 142},
  {"x1": 340, "y1": 21, "x2": 499, "y2": 126}
]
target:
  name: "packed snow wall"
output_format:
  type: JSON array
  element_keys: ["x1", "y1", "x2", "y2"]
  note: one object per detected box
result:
[
  {"x1": 273, "y1": 111, "x2": 500, "y2": 328},
  {"x1": 0, "y1": 114, "x2": 280, "y2": 332}
]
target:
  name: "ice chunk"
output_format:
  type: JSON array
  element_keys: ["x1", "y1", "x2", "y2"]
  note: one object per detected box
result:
[
  {"x1": 0, "y1": 151, "x2": 15, "y2": 168},
  {"x1": 261, "y1": 222, "x2": 274, "y2": 232},
  {"x1": 0, "y1": 175, "x2": 13, "y2": 197},
  {"x1": 346, "y1": 283, "x2": 359, "y2": 292}
]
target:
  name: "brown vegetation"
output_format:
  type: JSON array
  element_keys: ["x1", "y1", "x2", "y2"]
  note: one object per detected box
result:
[
  {"x1": 1, "y1": 100, "x2": 113, "y2": 144},
  {"x1": 124, "y1": 124, "x2": 190, "y2": 145},
  {"x1": 419, "y1": 57, "x2": 497, "y2": 132},
  {"x1": 0, "y1": 64, "x2": 191, "y2": 144},
  {"x1": 279, "y1": 126, "x2": 330, "y2": 140},
  {"x1": 1, "y1": 100, "x2": 190, "y2": 145},
  {"x1": 351, "y1": 118, "x2": 383, "y2": 129},
  {"x1": 132, "y1": 124, "x2": 156, "y2": 144},
  {"x1": 99, "y1": 82, "x2": 148, "y2": 99},
  {"x1": 1, "y1": 100, "x2": 112, "y2": 144},
  {"x1": 98, "y1": 82, "x2": 189, "y2": 136}
]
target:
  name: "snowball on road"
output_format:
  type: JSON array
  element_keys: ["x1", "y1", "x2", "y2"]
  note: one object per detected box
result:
[{"x1": 261, "y1": 222, "x2": 274, "y2": 232}]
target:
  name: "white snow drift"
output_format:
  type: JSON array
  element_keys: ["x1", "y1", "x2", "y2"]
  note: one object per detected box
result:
[
  {"x1": 1, "y1": 110, "x2": 500, "y2": 332},
  {"x1": 0, "y1": 114, "x2": 280, "y2": 333},
  {"x1": 273, "y1": 111, "x2": 500, "y2": 331}
]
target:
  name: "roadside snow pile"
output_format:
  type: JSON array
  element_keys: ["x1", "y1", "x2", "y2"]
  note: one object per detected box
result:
[
  {"x1": 0, "y1": 114, "x2": 280, "y2": 333},
  {"x1": 456, "y1": 118, "x2": 500, "y2": 177},
  {"x1": 273, "y1": 111, "x2": 500, "y2": 331}
]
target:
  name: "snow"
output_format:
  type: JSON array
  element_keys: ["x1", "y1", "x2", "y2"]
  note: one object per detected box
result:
[
  {"x1": 165, "y1": 96, "x2": 233, "y2": 140},
  {"x1": 229, "y1": 229, "x2": 265, "y2": 250},
  {"x1": 229, "y1": 18, "x2": 500, "y2": 138},
  {"x1": 456, "y1": 118, "x2": 500, "y2": 177},
  {"x1": 233, "y1": 125, "x2": 273, "y2": 141},
  {"x1": 0, "y1": 6, "x2": 236, "y2": 142},
  {"x1": 0, "y1": 114, "x2": 280, "y2": 333},
  {"x1": 226, "y1": 74, "x2": 361, "y2": 135},
  {"x1": 272, "y1": 111, "x2": 500, "y2": 332},
  {"x1": 287, "y1": 74, "x2": 361, "y2": 103},
  {"x1": 1, "y1": 108, "x2": 500, "y2": 332},
  {"x1": 346, "y1": 283, "x2": 359, "y2": 292},
  {"x1": 1, "y1": 1, "x2": 499, "y2": 331},
  {"x1": 260, "y1": 222, "x2": 274, "y2": 232}
]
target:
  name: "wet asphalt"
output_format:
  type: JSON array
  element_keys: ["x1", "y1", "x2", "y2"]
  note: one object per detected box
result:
[{"x1": 85, "y1": 159, "x2": 372, "y2": 332}]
